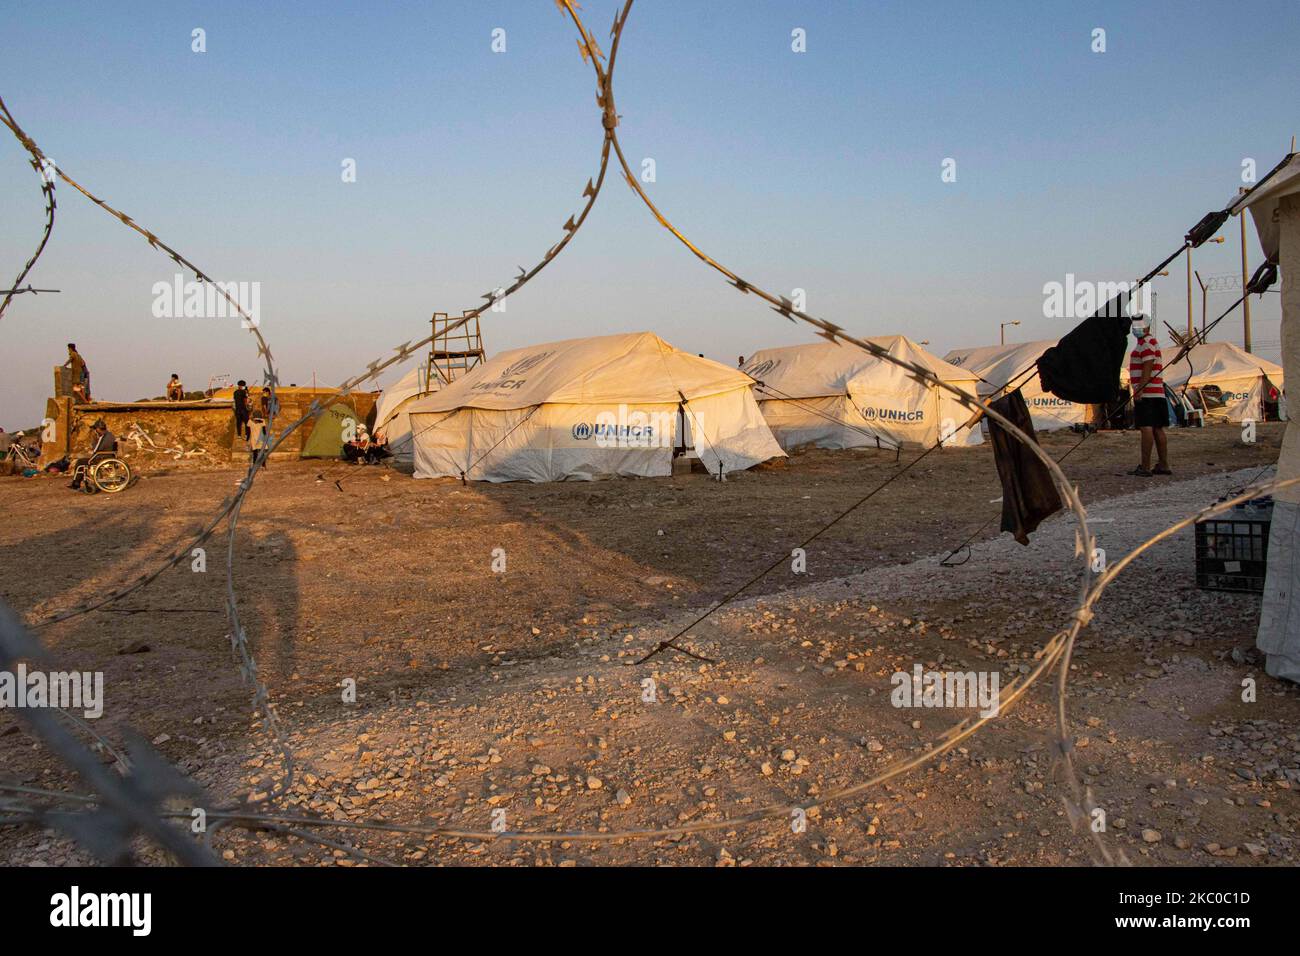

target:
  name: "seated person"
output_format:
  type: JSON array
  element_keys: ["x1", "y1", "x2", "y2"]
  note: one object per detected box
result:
[
  {"x1": 364, "y1": 428, "x2": 392, "y2": 464},
  {"x1": 166, "y1": 373, "x2": 185, "y2": 401},
  {"x1": 69, "y1": 419, "x2": 117, "y2": 489},
  {"x1": 342, "y1": 431, "x2": 369, "y2": 463}
]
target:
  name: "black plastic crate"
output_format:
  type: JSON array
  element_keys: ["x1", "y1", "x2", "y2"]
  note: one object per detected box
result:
[{"x1": 1195, "y1": 498, "x2": 1272, "y2": 593}]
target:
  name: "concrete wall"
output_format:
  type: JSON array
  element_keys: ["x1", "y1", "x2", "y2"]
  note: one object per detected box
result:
[
  {"x1": 34, "y1": 387, "x2": 378, "y2": 466},
  {"x1": 1257, "y1": 193, "x2": 1300, "y2": 682}
]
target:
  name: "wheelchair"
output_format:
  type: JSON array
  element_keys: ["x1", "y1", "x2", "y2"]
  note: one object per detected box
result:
[{"x1": 71, "y1": 454, "x2": 133, "y2": 494}]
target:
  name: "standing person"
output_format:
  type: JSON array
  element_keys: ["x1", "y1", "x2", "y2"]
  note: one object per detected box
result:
[
  {"x1": 166, "y1": 373, "x2": 184, "y2": 401},
  {"x1": 259, "y1": 385, "x2": 274, "y2": 421},
  {"x1": 64, "y1": 344, "x2": 90, "y2": 402},
  {"x1": 248, "y1": 417, "x2": 270, "y2": 469},
  {"x1": 232, "y1": 380, "x2": 251, "y2": 442},
  {"x1": 1129, "y1": 315, "x2": 1171, "y2": 477}
]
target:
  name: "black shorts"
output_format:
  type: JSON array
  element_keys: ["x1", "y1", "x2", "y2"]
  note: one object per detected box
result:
[{"x1": 1134, "y1": 396, "x2": 1169, "y2": 429}]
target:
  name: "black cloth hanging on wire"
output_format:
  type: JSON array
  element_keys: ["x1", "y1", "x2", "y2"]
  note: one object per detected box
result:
[
  {"x1": 988, "y1": 389, "x2": 1062, "y2": 546},
  {"x1": 1036, "y1": 186, "x2": 1260, "y2": 406},
  {"x1": 1037, "y1": 293, "x2": 1131, "y2": 404}
]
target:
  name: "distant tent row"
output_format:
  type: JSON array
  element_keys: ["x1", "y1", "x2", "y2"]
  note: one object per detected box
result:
[
  {"x1": 743, "y1": 336, "x2": 983, "y2": 450},
  {"x1": 368, "y1": 329, "x2": 1286, "y2": 481},
  {"x1": 1153, "y1": 341, "x2": 1286, "y2": 423},
  {"x1": 944, "y1": 338, "x2": 1287, "y2": 429}
]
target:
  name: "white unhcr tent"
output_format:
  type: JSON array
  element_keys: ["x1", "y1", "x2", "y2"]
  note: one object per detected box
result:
[
  {"x1": 944, "y1": 340, "x2": 1092, "y2": 431},
  {"x1": 1235, "y1": 153, "x2": 1300, "y2": 682},
  {"x1": 1144, "y1": 341, "x2": 1285, "y2": 423},
  {"x1": 374, "y1": 364, "x2": 438, "y2": 468},
  {"x1": 742, "y1": 336, "x2": 983, "y2": 451},
  {"x1": 406, "y1": 332, "x2": 785, "y2": 482}
]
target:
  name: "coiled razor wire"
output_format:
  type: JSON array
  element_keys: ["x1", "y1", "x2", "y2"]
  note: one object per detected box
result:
[
  {"x1": 0, "y1": 97, "x2": 55, "y2": 323},
  {"x1": 0, "y1": 0, "x2": 1294, "y2": 866}
]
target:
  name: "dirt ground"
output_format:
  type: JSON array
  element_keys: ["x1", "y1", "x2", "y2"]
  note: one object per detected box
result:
[{"x1": 1, "y1": 422, "x2": 1296, "y2": 866}]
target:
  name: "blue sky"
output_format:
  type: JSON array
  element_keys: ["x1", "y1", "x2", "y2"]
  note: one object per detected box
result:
[{"x1": 2, "y1": 0, "x2": 1296, "y2": 425}]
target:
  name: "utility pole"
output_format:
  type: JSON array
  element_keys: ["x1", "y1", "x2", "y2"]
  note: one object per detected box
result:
[
  {"x1": 1239, "y1": 186, "x2": 1252, "y2": 353},
  {"x1": 1194, "y1": 270, "x2": 1208, "y2": 338}
]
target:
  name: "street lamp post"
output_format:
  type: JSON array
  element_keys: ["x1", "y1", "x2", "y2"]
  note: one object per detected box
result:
[
  {"x1": 1194, "y1": 269, "x2": 1209, "y2": 338},
  {"x1": 1000, "y1": 320, "x2": 1019, "y2": 345},
  {"x1": 1188, "y1": 236, "x2": 1225, "y2": 339},
  {"x1": 1239, "y1": 186, "x2": 1252, "y2": 353}
]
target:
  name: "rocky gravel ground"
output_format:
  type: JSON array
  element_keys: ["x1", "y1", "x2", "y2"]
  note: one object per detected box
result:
[
  {"x1": 196, "y1": 467, "x2": 1300, "y2": 866},
  {"x1": 2, "y1": 435, "x2": 1295, "y2": 867}
]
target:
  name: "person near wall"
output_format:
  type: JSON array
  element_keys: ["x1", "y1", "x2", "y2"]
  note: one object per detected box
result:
[
  {"x1": 233, "y1": 380, "x2": 251, "y2": 442},
  {"x1": 64, "y1": 343, "x2": 90, "y2": 402},
  {"x1": 365, "y1": 429, "x2": 392, "y2": 465},
  {"x1": 248, "y1": 417, "x2": 270, "y2": 469},
  {"x1": 68, "y1": 419, "x2": 116, "y2": 490},
  {"x1": 166, "y1": 373, "x2": 184, "y2": 401},
  {"x1": 343, "y1": 424, "x2": 371, "y2": 464}
]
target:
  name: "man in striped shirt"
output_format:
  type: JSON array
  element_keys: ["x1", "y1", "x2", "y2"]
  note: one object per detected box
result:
[{"x1": 1129, "y1": 315, "x2": 1171, "y2": 477}]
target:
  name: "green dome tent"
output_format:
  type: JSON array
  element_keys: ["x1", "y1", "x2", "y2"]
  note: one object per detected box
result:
[{"x1": 300, "y1": 402, "x2": 362, "y2": 459}]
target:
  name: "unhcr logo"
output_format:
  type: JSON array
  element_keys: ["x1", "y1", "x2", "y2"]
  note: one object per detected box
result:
[
  {"x1": 571, "y1": 406, "x2": 678, "y2": 448},
  {"x1": 1028, "y1": 396, "x2": 1073, "y2": 408},
  {"x1": 472, "y1": 350, "x2": 556, "y2": 392},
  {"x1": 744, "y1": 358, "x2": 781, "y2": 380},
  {"x1": 503, "y1": 351, "x2": 554, "y2": 377},
  {"x1": 861, "y1": 406, "x2": 924, "y2": 423}
]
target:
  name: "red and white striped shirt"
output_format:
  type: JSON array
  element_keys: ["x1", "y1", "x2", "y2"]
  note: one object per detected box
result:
[{"x1": 1129, "y1": 335, "x2": 1164, "y2": 398}]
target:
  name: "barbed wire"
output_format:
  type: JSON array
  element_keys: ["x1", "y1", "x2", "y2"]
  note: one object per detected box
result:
[{"x1": 0, "y1": 97, "x2": 56, "y2": 322}]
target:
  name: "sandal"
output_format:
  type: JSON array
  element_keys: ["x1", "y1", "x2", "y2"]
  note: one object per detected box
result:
[
  {"x1": 1129, "y1": 466, "x2": 1153, "y2": 477},
  {"x1": 1152, "y1": 465, "x2": 1173, "y2": 475}
]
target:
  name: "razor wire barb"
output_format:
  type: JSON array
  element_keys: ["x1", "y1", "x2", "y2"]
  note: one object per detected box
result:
[{"x1": 0, "y1": 0, "x2": 1292, "y2": 865}]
